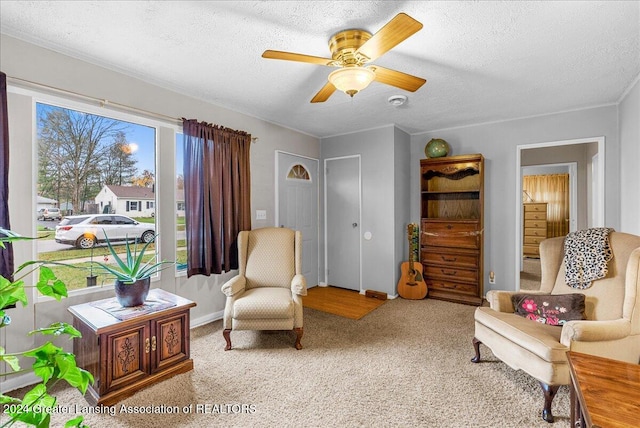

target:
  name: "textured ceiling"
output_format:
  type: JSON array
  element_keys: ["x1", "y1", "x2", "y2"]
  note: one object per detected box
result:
[{"x1": 1, "y1": 1, "x2": 639, "y2": 138}]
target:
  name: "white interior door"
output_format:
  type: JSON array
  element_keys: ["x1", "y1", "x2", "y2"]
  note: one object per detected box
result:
[
  {"x1": 325, "y1": 155, "x2": 361, "y2": 291},
  {"x1": 276, "y1": 151, "x2": 319, "y2": 286}
]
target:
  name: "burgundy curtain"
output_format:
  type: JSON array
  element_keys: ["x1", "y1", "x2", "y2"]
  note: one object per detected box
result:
[
  {"x1": 182, "y1": 119, "x2": 251, "y2": 277},
  {"x1": 0, "y1": 71, "x2": 13, "y2": 281}
]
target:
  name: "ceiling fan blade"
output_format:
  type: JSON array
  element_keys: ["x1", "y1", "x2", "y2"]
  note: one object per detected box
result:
[
  {"x1": 262, "y1": 50, "x2": 334, "y2": 66},
  {"x1": 370, "y1": 66, "x2": 426, "y2": 92},
  {"x1": 356, "y1": 13, "x2": 423, "y2": 62},
  {"x1": 310, "y1": 82, "x2": 337, "y2": 103}
]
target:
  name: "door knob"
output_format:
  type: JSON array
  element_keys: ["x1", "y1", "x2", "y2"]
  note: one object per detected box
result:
[{"x1": 352, "y1": 223, "x2": 358, "y2": 228}]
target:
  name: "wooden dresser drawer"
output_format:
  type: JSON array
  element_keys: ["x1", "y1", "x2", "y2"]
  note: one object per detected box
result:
[
  {"x1": 524, "y1": 219, "x2": 547, "y2": 229},
  {"x1": 524, "y1": 227, "x2": 547, "y2": 238},
  {"x1": 421, "y1": 220, "x2": 481, "y2": 249},
  {"x1": 524, "y1": 211, "x2": 547, "y2": 221},
  {"x1": 421, "y1": 249, "x2": 478, "y2": 269},
  {"x1": 423, "y1": 264, "x2": 478, "y2": 283},
  {"x1": 524, "y1": 235, "x2": 546, "y2": 245},
  {"x1": 524, "y1": 203, "x2": 547, "y2": 213},
  {"x1": 426, "y1": 278, "x2": 478, "y2": 296},
  {"x1": 523, "y1": 245, "x2": 540, "y2": 256}
]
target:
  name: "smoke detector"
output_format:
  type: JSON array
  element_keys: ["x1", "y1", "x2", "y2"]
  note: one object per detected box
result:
[{"x1": 388, "y1": 94, "x2": 407, "y2": 107}]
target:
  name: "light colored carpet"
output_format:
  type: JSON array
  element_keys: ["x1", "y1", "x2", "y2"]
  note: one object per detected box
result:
[
  {"x1": 302, "y1": 286, "x2": 386, "y2": 319},
  {"x1": 520, "y1": 258, "x2": 542, "y2": 291},
  {"x1": 14, "y1": 298, "x2": 569, "y2": 428}
]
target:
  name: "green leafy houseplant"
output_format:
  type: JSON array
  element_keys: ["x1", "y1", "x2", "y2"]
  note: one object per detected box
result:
[
  {"x1": 0, "y1": 227, "x2": 93, "y2": 428},
  {"x1": 90, "y1": 232, "x2": 174, "y2": 307}
]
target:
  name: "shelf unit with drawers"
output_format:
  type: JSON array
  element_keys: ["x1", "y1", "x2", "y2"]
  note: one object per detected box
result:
[
  {"x1": 420, "y1": 154, "x2": 484, "y2": 306},
  {"x1": 523, "y1": 202, "x2": 548, "y2": 258}
]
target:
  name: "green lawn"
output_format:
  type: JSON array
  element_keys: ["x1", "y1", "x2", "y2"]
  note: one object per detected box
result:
[
  {"x1": 38, "y1": 243, "x2": 157, "y2": 262},
  {"x1": 33, "y1": 216, "x2": 188, "y2": 288}
]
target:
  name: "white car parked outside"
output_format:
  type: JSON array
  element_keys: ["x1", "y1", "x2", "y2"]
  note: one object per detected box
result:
[{"x1": 55, "y1": 214, "x2": 156, "y2": 249}]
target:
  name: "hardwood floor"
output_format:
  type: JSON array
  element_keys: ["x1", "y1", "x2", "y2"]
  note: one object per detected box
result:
[{"x1": 302, "y1": 286, "x2": 386, "y2": 319}]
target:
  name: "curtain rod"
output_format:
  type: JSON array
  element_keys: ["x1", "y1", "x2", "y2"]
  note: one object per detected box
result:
[{"x1": 6, "y1": 75, "x2": 259, "y2": 143}]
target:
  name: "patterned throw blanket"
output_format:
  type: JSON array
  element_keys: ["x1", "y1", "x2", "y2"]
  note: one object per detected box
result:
[{"x1": 564, "y1": 227, "x2": 615, "y2": 289}]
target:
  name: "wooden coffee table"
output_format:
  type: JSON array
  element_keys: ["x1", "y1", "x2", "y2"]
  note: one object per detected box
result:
[
  {"x1": 567, "y1": 351, "x2": 640, "y2": 428},
  {"x1": 69, "y1": 289, "x2": 196, "y2": 406}
]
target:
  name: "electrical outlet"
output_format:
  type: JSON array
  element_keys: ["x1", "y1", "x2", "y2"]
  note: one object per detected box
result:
[
  {"x1": 256, "y1": 210, "x2": 266, "y2": 220},
  {"x1": 489, "y1": 271, "x2": 496, "y2": 284}
]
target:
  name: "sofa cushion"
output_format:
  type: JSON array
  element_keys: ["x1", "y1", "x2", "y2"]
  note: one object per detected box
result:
[
  {"x1": 511, "y1": 293, "x2": 586, "y2": 325},
  {"x1": 475, "y1": 307, "x2": 568, "y2": 362},
  {"x1": 233, "y1": 287, "x2": 294, "y2": 320}
]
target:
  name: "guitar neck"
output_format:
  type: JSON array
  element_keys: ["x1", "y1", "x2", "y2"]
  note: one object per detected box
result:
[{"x1": 408, "y1": 223, "x2": 419, "y2": 269}]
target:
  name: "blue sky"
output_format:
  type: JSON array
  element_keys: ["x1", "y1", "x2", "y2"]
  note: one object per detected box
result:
[
  {"x1": 123, "y1": 120, "x2": 155, "y2": 174},
  {"x1": 36, "y1": 103, "x2": 186, "y2": 180}
]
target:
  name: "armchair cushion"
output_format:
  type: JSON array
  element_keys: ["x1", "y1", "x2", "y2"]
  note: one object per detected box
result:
[
  {"x1": 475, "y1": 307, "x2": 567, "y2": 362},
  {"x1": 511, "y1": 293, "x2": 586, "y2": 325},
  {"x1": 233, "y1": 287, "x2": 294, "y2": 320}
]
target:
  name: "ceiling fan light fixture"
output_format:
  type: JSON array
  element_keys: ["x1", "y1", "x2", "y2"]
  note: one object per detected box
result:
[{"x1": 328, "y1": 67, "x2": 375, "y2": 97}]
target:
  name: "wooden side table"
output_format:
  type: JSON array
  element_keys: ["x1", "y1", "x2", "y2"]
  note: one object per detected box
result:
[
  {"x1": 68, "y1": 288, "x2": 196, "y2": 406},
  {"x1": 567, "y1": 351, "x2": 640, "y2": 428}
]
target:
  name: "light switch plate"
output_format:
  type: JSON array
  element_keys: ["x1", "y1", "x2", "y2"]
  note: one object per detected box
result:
[{"x1": 256, "y1": 210, "x2": 267, "y2": 220}]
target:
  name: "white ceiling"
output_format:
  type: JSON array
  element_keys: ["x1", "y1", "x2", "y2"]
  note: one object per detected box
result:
[{"x1": 1, "y1": 1, "x2": 638, "y2": 138}]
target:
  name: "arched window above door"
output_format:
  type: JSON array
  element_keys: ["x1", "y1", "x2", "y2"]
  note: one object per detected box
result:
[{"x1": 287, "y1": 164, "x2": 310, "y2": 181}]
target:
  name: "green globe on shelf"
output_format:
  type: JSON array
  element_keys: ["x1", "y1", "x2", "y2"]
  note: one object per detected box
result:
[{"x1": 424, "y1": 138, "x2": 450, "y2": 158}]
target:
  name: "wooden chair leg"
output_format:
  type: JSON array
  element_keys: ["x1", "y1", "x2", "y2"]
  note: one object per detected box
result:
[
  {"x1": 471, "y1": 337, "x2": 482, "y2": 363},
  {"x1": 540, "y1": 382, "x2": 560, "y2": 423},
  {"x1": 294, "y1": 327, "x2": 303, "y2": 350},
  {"x1": 223, "y1": 329, "x2": 232, "y2": 351}
]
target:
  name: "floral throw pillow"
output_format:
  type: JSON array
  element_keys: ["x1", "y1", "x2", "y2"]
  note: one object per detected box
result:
[{"x1": 511, "y1": 293, "x2": 586, "y2": 326}]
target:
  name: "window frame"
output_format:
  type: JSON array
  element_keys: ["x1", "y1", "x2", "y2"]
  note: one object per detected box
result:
[
  {"x1": 26, "y1": 89, "x2": 169, "y2": 301},
  {"x1": 175, "y1": 132, "x2": 187, "y2": 277}
]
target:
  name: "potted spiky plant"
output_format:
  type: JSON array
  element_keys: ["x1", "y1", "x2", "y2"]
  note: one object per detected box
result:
[{"x1": 91, "y1": 232, "x2": 173, "y2": 307}]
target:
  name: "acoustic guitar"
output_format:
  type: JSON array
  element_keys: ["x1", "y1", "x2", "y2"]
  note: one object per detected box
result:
[{"x1": 397, "y1": 223, "x2": 428, "y2": 299}]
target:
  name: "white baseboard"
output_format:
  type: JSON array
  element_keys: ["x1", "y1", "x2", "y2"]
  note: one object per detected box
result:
[
  {"x1": 190, "y1": 310, "x2": 223, "y2": 329},
  {"x1": 0, "y1": 372, "x2": 40, "y2": 394}
]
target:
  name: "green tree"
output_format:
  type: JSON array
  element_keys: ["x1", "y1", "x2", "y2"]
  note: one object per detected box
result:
[{"x1": 38, "y1": 106, "x2": 129, "y2": 212}]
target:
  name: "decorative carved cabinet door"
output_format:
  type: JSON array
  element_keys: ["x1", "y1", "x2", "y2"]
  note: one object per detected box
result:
[
  {"x1": 153, "y1": 311, "x2": 190, "y2": 373},
  {"x1": 104, "y1": 322, "x2": 150, "y2": 393}
]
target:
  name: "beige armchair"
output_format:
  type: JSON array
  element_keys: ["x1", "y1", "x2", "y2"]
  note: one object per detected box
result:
[
  {"x1": 471, "y1": 231, "x2": 640, "y2": 422},
  {"x1": 221, "y1": 227, "x2": 307, "y2": 350}
]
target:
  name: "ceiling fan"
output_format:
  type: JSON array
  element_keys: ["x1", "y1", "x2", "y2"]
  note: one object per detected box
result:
[{"x1": 262, "y1": 13, "x2": 427, "y2": 103}]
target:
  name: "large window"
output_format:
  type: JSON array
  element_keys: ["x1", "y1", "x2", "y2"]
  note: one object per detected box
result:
[{"x1": 36, "y1": 102, "x2": 157, "y2": 291}]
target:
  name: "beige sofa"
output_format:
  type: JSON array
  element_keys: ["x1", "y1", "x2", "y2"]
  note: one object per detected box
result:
[
  {"x1": 471, "y1": 231, "x2": 640, "y2": 422},
  {"x1": 221, "y1": 227, "x2": 307, "y2": 350}
]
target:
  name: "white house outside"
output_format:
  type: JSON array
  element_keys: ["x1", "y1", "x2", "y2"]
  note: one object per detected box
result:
[
  {"x1": 95, "y1": 185, "x2": 155, "y2": 218},
  {"x1": 94, "y1": 185, "x2": 185, "y2": 218}
]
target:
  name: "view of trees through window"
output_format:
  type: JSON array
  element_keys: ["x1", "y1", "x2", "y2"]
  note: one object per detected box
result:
[{"x1": 36, "y1": 102, "x2": 157, "y2": 291}]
